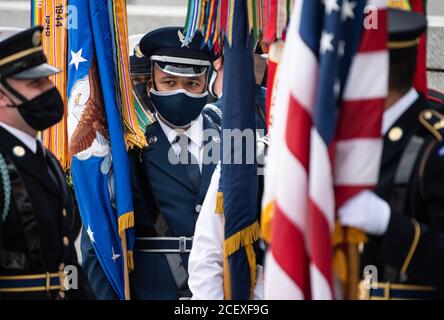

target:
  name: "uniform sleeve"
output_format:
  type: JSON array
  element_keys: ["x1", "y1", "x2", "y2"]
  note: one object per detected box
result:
[
  {"x1": 379, "y1": 142, "x2": 444, "y2": 287},
  {"x1": 80, "y1": 227, "x2": 118, "y2": 300},
  {"x1": 188, "y1": 165, "x2": 225, "y2": 300}
]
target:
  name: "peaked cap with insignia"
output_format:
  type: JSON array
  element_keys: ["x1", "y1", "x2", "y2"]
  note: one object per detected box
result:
[
  {"x1": 129, "y1": 33, "x2": 151, "y2": 76},
  {"x1": 0, "y1": 26, "x2": 61, "y2": 80},
  {"x1": 139, "y1": 27, "x2": 218, "y2": 77}
]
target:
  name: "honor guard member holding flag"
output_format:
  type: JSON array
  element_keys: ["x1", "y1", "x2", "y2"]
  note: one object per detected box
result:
[
  {"x1": 339, "y1": 9, "x2": 444, "y2": 299},
  {"x1": 188, "y1": 138, "x2": 268, "y2": 300},
  {"x1": 0, "y1": 26, "x2": 93, "y2": 299},
  {"x1": 188, "y1": 44, "x2": 270, "y2": 300},
  {"x1": 82, "y1": 27, "x2": 220, "y2": 299}
]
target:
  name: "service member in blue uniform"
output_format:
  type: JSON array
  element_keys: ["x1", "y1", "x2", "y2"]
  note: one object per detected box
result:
[
  {"x1": 0, "y1": 26, "x2": 93, "y2": 299},
  {"x1": 339, "y1": 9, "x2": 444, "y2": 299},
  {"x1": 81, "y1": 27, "x2": 220, "y2": 299}
]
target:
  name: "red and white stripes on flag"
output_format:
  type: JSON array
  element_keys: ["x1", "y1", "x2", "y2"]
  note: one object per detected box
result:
[{"x1": 263, "y1": 0, "x2": 388, "y2": 300}]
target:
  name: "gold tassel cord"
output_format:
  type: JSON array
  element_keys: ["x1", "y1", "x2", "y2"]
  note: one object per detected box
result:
[{"x1": 118, "y1": 211, "x2": 135, "y2": 235}]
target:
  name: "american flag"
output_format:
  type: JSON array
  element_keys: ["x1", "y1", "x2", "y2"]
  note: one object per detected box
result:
[{"x1": 262, "y1": 0, "x2": 388, "y2": 299}]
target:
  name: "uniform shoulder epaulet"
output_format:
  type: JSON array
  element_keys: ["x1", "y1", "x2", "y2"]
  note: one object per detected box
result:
[
  {"x1": 419, "y1": 108, "x2": 444, "y2": 142},
  {"x1": 428, "y1": 88, "x2": 444, "y2": 105}
]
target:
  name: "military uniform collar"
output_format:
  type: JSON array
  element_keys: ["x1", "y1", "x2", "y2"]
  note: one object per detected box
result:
[
  {"x1": 0, "y1": 121, "x2": 37, "y2": 153},
  {"x1": 156, "y1": 113, "x2": 204, "y2": 149},
  {"x1": 0, "y1": 126, "x2": 59, "y2": 194},
  {"x1": 382, "y1": 88, "x2": 419, "y2": 135},
  {"x1": 380, "y1": 94, "x2": 426, "y2": 168}
]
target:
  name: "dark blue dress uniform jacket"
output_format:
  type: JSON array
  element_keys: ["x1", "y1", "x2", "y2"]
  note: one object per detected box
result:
[{"x1": 81, "y1": 115, "x2": 219, "y2": 299}]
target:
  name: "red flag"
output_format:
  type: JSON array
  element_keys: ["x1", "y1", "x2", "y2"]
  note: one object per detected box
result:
[{"x1": 411, "y1": 0, "x2": 427, "y2": 94}]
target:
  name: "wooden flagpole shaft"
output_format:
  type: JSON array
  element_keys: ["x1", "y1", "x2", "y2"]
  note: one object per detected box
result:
[
  {"x1": 346, "y1": 243, "x2": 360, "y2": 300},
  {"x1": 121, "y1": 233, "x2": 131, "y2": 300}
]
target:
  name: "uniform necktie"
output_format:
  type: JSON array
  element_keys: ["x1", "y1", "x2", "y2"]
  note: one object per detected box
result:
[
  {"x1": 36, "y1": 140, "x2": 46, "y2": 158},
  {"x1": 37, "y1": 140, "x2": 58, "y2": 189},
  {"x1": 174, "y1": 134, "x2": 201, "y2": 192}
]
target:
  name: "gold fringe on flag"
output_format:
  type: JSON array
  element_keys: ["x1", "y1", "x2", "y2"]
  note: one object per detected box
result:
[
  {"x1": 118, "y1": 211, "x2": 135, "y2": 235},
  {"x1": 223, "y1": 222, "x2": 260, "y2": 299}
]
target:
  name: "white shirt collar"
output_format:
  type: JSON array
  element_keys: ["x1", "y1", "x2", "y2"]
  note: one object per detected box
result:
[
  {"x1": 156, "y1": 113, "x2": 204, "y2": 149},
  {"x1": 382, "y1": 88, "x2": 419, "y2": 135},
  {"x1": 0, "y1": 121, "x2": 37, "y2": 153}
]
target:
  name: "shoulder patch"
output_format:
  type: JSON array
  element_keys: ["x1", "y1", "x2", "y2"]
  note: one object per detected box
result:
[{"x1": 419, "y1": 109, "x2": 444, "y2": 142}]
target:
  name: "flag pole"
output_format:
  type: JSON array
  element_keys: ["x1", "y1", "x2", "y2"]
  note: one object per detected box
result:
[
  {"x1": 346, "y1": 242, "x2": 361, "y2": 299},
  {"x1": 121, "y1": 234, "x2": 131, "y2": 300},
  {"x1": 345, "y1": 227, "x2": 368, "y2": 300}
]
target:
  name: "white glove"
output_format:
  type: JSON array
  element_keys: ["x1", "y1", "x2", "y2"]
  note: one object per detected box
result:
[{"x1": 338, "y1": 190, "x2": 391, "y2": 236}]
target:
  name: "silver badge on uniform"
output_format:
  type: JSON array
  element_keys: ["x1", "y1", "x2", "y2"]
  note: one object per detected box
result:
[{"x1": 177, "y1": 30, "x2": 189, "y2": 48}]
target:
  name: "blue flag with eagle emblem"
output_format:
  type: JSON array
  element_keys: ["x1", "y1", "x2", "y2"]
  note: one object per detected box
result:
[{"x1": 67, "y1": 0, "x2": 135, "y2": 300}]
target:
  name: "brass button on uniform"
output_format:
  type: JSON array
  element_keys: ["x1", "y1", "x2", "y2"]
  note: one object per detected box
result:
[
  {"x1": 58, "y1": 291, "x2": 65, "y2": 299},
  {"x1": 62, "y1": 208, "x2": 67, "y2": 217},
  {"x1": 63, "y1": 236, "x2": 70, "y2": 246},
  {"x1": 195, "y1": 204, "x2": 202, "y2": 213},
  {"x1": 423, "y1": 111, "x2": 433, "y2": 120},
  {"x1": 13, "y1": 146, "x2": 25, "y2": 157},
  {"x1": 388, "y1": 127, "x2": 403, "y2": 142}
]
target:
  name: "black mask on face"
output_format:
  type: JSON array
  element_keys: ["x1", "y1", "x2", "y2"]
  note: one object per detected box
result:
[{"x1": 3, "y1": 84, "x2": 64, "y2": 131}]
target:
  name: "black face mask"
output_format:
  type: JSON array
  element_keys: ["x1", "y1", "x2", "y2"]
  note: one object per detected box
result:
[{"x1": 6, "y1": 87, "x2": 64, "y2": 131}]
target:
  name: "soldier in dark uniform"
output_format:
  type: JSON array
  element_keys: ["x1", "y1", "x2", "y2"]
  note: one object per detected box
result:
[
  {"x1": 81, "y1": 27, "x2": 220, "y2": 299},
  {"x1": 0, "y1": 26, "x2": 93, "y2": 299},
  {"x1": 339, "y1": 9, "x2": 444, "y2": 299}
]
